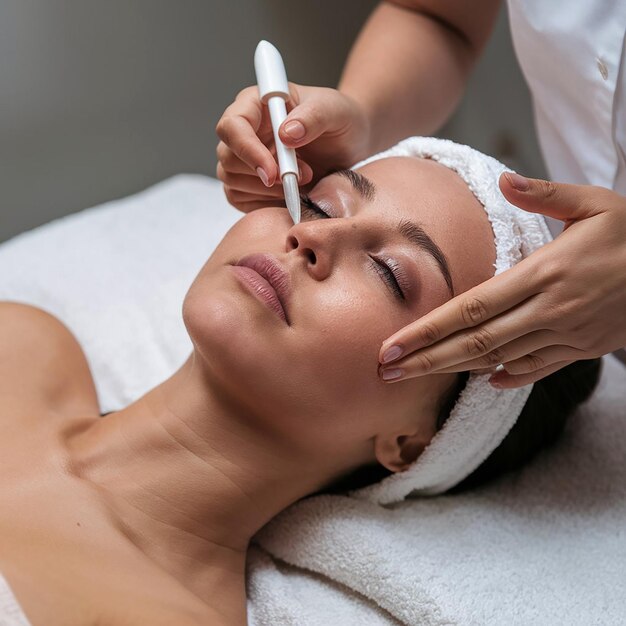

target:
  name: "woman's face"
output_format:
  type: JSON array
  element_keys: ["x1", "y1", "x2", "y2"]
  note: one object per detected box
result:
[{"x1": 183, "y1": 157, "x2": 496, "y2": 475}]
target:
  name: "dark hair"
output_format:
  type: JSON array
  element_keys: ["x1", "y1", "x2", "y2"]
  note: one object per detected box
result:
[{"x1": 316, "y1": 358, "x2": 602, "y2": 496}]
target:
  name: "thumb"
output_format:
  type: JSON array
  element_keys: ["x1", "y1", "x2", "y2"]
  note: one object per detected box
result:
[
  {"x1": 499, "y1": 172, "x2": 599, "y2": 222},
  {"x1": 278, "y1": 96, "x2": 348, "y2": 148},
  {"x1": 278, "y1": 107, "x2": 309, "y2": 147}
]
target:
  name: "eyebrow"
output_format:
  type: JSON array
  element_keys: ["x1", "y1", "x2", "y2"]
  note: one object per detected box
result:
[
  {"x1": 397, "y1": 219, "x2": 455, "y2": 296},
  {"x1": 331, "y1": 169, "x2": 455, "y2": 296},
  {"x1": 333, "y1": 169, "x2": 376, "y2": 202}
]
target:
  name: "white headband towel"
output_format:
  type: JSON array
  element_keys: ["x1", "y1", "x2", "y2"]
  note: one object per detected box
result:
[{"x1": 348, "y1": 136, "x2": 554, "y2": 504}]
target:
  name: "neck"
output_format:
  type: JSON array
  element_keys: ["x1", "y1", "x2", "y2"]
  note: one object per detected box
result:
[{"x1": 63, "y1": 352, "x2": 337, "y2": 619}]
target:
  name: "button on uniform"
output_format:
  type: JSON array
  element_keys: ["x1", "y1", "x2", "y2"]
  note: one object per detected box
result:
[
  {"x1": 597, "y1": 57, "x2": 609, "y2": 80},
  {"x1": 507, "y1": 0, "x2": 626, "y2": 201}
]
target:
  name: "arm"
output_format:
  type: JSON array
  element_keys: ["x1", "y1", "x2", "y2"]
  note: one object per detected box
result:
[
  {"x1": 339, "y1": 0, "x2": 502, "y2": 153},
  {"x1": 215, "y1": 0, "x2": 501, "y2": 211}
]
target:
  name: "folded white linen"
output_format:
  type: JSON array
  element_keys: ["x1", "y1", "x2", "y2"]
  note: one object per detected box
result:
[{"x1": 1, "y1": 174, "x2": 624, "y2": 625}]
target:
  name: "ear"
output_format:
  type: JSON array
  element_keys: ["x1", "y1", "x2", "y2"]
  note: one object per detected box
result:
[{"x1": 373, "y1": 429, "x2": 431, "y2": 473}]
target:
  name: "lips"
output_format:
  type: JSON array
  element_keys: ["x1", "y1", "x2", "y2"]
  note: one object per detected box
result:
[{"x1": 232, "y1": 253, "x2": 292, "y2": 324}]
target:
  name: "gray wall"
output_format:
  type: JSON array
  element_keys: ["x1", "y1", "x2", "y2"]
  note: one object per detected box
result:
[{"x1": 0, "y1": 1, "x2": 545, "y2": 243}]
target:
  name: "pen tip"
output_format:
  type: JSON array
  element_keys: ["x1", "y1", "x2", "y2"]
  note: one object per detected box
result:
[{"x1": 283, "y1": 174, "x2": 300, "y2": 224}]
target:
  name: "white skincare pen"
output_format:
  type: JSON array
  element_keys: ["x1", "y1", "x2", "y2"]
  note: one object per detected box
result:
[{"x1": 254, "y1": 40, "x2": 300, "y2": 224}]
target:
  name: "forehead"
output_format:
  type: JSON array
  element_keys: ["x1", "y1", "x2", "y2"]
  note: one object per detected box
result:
[{"x1": 355, "y1": 156, "x2": 496, "y2": 293}]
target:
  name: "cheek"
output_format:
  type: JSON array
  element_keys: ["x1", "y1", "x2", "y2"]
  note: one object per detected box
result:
[
  {"x1": 182, "y1": 214, "x2": 424, "y2": 447},
  {"x1": 182, "y1": 264, "x2": 291, "y2": 397},
  {"x1": 281, "y1": 287, "x2": 415, "y2": 433},
  {"x1": 206, "y1": 207, "x2": 291, "y2": 267},
  {"x1": 181, "y1": 208, "x2": 295, "y2": 401},
  {"x1": 182, "y1": 207, "x2": 290, "y2": 359},
  {"x1": 300, "y1": 281, "x2": 409, "y2": 375},
  {"x1": 183, "y1": 269, "x2": 414, "y2": 447}
]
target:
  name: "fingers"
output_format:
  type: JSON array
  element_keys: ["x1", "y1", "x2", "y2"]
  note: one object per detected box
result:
[
  {"x1": 379, "y1": 333, "x2": 584, "y2": 386},
  {"x1": 378, "y1": 330, "x2": 566, "y2": 382},
  {"x1": 217, "y1": 163, "x2": 280, "y2": 195},
  {"x1": 215, "y1": 84, "x2": 316, "y2": 214},
  {"x1": 216, "y1": 116, "x2": 278, "y2": 186},
  {"x1": 215, "y1": 86, "x2": 279, "y2": 185},
  {"x1": 393, "y1": 328, "x2": 557, "y2": 376},
  {"x1": 216, "y1": 83, "x2": 369, "y2": 212},
  {"x1": 379, "y1": 259, "x2": 542, "y2": 365},
  {"x1": 216, "y1": 133, "x2": 314, "y2": 212},
  {"x1": 498, "y1": 345, "x2": 586, "y2": 376},
  {"x1": 216, "y1": 141, "x2": 263, "y2": 176},
  {"x1": 216, "y1": 160, "x2": 313, "y2": 194},
  {"x1": 379, "y1": 339, "x2": 580, "y2": 388},
  {"x1": 488, "y1": 359, "x2": 575, "y2": 389},
  {"x1": 216, "y1": 141, "x2": 313, "y2": 182},
  {"x1": 429, "y1": 342, "x2": 584, "y2": 377},
  {"x1": 278, "y1": 86, "x2": 361, "y2": 148},
  {"x1": 499, "y1": 172, "x2": 607, "y2": 222}
]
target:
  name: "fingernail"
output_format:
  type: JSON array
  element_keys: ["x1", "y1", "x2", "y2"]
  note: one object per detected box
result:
[
  {"x1": 381, "y1": 368, "x2": 404, "y2": 381},
  {"x1": 300, "y1": 167, "x2": 313, "y2": 184},
  {"x1": 505, "y1": 172, "x2": 530, "y2": 191},
  {"x1": 489, "y1": 375, "x2": 503, "y2": 389},
  {"x1": 381, "y1": 345, "x2": 403, "y2": 363},
  {"x1": 256, "y1": 167, "x2": 270, "y2": 187},
  {"x1": 283, "y1": 120, "x2": 306, "y2": 140}
]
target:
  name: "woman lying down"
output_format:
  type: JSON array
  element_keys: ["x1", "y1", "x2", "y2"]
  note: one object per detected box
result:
[{"x1": 0, "y1": 138, "x2": 601, "y2": 626}]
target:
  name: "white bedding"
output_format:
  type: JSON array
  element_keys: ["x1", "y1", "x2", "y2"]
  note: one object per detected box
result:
[
  {"x1": 0, "y1": 175, "x2": 239, "y2": 413},
  {"x1": 1, "y1": 175, "x2": 624, "y2": 625}
]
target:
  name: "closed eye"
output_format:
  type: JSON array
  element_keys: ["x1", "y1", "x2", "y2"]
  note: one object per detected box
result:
[
  {"x1": 371, "y1": 256, "x2": 406, "y2": 301},
  {"x1": 300, "y1": 194, "x2": 330, "y2": 219},
  {"x1": 299, "y1": 193, "x2": 407, "y2": 302}
]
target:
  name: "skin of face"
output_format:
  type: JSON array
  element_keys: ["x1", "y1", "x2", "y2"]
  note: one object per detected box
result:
[{"x1": 182, "y1": 156, "x2": 496, "y2": 479}]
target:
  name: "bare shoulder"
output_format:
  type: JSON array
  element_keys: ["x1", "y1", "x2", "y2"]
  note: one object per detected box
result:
[{"x1": 0, "y1": 301, "x2": 99, "y2": 417}]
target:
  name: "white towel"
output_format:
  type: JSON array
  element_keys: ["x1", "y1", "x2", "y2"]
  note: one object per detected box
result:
[
  {"x1": 250, "y1": 352, "x2": 626, "y2": 625},
  {"x1": 1, "y1": 175, "x2": 624, "y2": 625}
]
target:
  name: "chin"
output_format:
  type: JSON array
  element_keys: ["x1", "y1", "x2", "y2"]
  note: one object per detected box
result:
[{"x1": 181, "y1": 264, "x2": 289, "y2": 405}]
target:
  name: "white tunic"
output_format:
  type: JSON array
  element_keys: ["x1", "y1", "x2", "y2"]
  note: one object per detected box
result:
[
  {"x1": 508, "y1": 0, "x2": 626, "y2": 355},
  {"x1": 507, "y1": 0, "x2": 626, "y2": 195}
]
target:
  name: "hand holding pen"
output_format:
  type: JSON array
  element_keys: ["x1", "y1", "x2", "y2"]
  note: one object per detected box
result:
[{"x1": 215, "y1": 66, "x2": 370, "y2": 214}]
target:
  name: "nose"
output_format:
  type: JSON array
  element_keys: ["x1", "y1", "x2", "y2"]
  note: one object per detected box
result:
[{"x1": 286, "y1": 219, "x2": 360, "y2": 281}]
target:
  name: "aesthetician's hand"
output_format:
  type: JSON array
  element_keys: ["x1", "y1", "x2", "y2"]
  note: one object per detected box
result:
[
  {"x1": 378, "y1": 173, "x2": 626, "y2": 388},
  {"x1": 215, "y1": 83, "x2": 371, "y2": 213}
]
